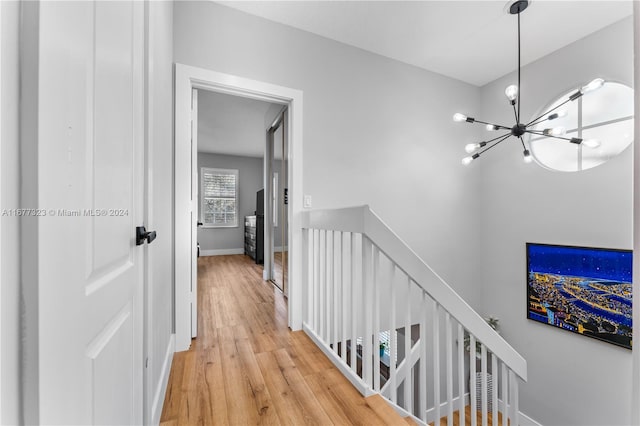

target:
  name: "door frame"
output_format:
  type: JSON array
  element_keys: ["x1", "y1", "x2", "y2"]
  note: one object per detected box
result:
[{"x1": 174, "y1": 64, "x2": 304, "y2": 351}]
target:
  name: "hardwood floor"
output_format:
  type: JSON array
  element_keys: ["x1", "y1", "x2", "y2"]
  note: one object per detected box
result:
[
  {"x1": 430, "y1": 405, "x2": 507, "y2": 426},
  {"x1": 160, "y1": 254, "x2": 410, "y2": 425}
]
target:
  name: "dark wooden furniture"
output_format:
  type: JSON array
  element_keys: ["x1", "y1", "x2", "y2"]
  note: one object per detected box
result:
[{"x1": 244, "y1": 215, "x2": 257, "y2": 261}]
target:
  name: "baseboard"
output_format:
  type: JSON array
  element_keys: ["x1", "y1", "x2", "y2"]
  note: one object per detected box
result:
[
  {"x1": 425, "y1": 394, "x2": 467, "y2": 423},
  {"x1": 302, "y1": 323, "x2": 374, "y2": 398},
  {"x1": 200, "y1": 248, "x2": 244, "y2": 256},
  {"x1": 416, "y1": 392, "x2": 542, "y2": 426},
  {"x1": 151, "y1": 334, "x2": 175, "y2": 426},
  {"x1": 406, "y1": 392, "x2": 541, "y2": 426},
  {"x1": 387, "y1": 390, "x2": 543, "y2": 426},
  {"x1": 519, "y1": 410, "x2": 543, "y2": 426}
]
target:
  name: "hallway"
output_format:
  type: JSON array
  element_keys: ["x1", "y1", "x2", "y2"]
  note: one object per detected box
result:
[{"x1": 160, "y1": 255, "x2": 408, "y2": 425}]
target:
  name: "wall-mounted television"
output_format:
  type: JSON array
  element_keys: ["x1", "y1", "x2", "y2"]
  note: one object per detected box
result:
[{"x1": 526, "y1": 243, "x2": 632, "y2": 349}]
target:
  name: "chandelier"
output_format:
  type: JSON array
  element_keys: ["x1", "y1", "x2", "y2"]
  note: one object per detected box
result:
[{"x1": 455, "y1": 0, "x2": 603, "y2": 166}]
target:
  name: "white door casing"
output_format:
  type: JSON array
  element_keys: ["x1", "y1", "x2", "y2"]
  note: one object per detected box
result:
[
  {"x1": 174, "y1": 64, "x2": 304, "y2": 351},
  {"x1": 28, "y1": 2, "x2": 145, "y2": 423},
  {"x1": 191, "y1": 88, "x2": 198, "y2": 338}
]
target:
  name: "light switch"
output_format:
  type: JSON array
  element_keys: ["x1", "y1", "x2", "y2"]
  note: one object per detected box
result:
[{"x1": 303, "y1": 195, "x2": 312, "y2": 208}]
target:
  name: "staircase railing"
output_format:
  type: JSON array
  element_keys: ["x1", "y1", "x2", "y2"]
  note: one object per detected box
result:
[{"x1": 301, "y1": 206, "x2": 527, "y2": 426}]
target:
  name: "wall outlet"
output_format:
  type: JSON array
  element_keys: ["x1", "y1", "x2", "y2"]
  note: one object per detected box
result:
[{"x1": 303, "y1": 195, "x2": 312, "y2": 208}]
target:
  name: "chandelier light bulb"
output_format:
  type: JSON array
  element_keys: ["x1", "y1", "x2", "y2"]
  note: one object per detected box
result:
[
  {"x1": 543, "y1": 127, "x2": 566, "y2": 136},
  {"x1": 465, "y1": 143, "x2": 479, "y2": 153},
  {"x1": 580, "y1": 78, "x2": 605, "y2": 95},
  {"x1": 547, "y1": 110, "x2": 567, "y2": 121},
  {"x1": 523, "y1": 149, "x2": 533, "y2": 163},
  {"x1": 486, "y1": 124, "x2": 498, "y2": 131},
  {"x1": 453, "y1": 113, "x2": 467, "y2": 122},
  {"x1": 462, "y1": 153, "x2": 480, "y2": 165},
  {"x1": 582, "y1": 139, "x2": 601, "y2": 148},
  {"x1": 505, "y1": 85, "x2": 518, "y2": 101}
]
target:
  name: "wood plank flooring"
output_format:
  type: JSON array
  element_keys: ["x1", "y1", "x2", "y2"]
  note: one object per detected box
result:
[
  {"x1": 160, "y1": 254, "x2": 408, "y2": 425},
  {"x1": 430, "y1": 405, "x2": 507, "y2": 426}
]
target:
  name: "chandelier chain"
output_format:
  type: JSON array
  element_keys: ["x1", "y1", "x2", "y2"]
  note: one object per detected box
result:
[{"x1": 517, "y1": 10, "x2": 521, "y2": 122}]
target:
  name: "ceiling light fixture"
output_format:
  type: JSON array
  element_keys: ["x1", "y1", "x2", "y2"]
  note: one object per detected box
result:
[{"x1": 455, "y1": 0, "x2": 605, "y2": 166}]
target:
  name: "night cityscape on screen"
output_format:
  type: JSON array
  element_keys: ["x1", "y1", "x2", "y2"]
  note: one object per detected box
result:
[{"x1": 527, "y1": 243, "x2": 632, "y2": 349}]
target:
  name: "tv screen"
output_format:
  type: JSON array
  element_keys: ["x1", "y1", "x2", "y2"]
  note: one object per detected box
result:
[{"x1": 526, "y1": 243, "x2": 632, "y2": 349}]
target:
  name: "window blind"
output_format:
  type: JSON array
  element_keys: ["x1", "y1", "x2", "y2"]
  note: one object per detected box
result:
[{"x1": 201, "y1": 168, "x2": 238, "y2": 227}]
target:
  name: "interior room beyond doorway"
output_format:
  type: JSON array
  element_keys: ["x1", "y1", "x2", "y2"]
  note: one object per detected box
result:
[{"x1": 196, "y1": 89, "x2": 288, "y2": 293}]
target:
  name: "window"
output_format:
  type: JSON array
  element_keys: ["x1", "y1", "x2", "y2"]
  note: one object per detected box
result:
[
  {"x1": 529, "y1": 81, "x2": 634, "y2": 172},
  {"x1": 200, "y1": 168, "x2": 238, "y2": 227},
  {"x1": 356, "y1": 330, "x2": 397, "y2": 363}
]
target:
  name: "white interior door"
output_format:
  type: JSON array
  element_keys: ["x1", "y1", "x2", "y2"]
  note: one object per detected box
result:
[{"x1": 34, "y1": 2, "x2": 145, "y2": 423}]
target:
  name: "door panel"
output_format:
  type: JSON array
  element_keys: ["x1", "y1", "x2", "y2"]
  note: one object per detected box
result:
[
  {"x1": 91, "y1": 1, "x2": 136, "y2": 275},
  {"x1": 87, "y1": 305, "x2": 133, "y2": 425},
  {"x1": 270, "y1": 112, "x2": 288, "y2": 293},
  {"x1": 36, "y1": 2, "x2": 144, "y2": 424}
]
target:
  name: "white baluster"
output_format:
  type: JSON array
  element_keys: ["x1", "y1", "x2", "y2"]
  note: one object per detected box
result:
[
  {"x1": 341, "y1": 232, "x2": 348, "y2": 364},
  {"x1": 350, "y1": 233, "x2": 358, "y2": 376},
  {"x1": 373, "y1": 247, "x2": 380, "y2": 391},
  {"x1": 492, "y1": 354, "x2": 498, "y2": 426},
  {"x1": 326, "y1": 230, "x2": 333, "y2": 345},
  {"x1": 331, "y1": 231, "x2": 338, "y2": 352},
  {"x1": 404, "y1": 277, "x2": 412, "y2": 414},
  {"x1": 502, "y1": 362, "x2": 508, "y2": 426},
  {"x1": 335, "y1": 231, "x2": 341, "y2": 355},
  {"x1": 510, "y1": 370, "x2": 519, "y2": 426},
  {"x1": 307, "y1": 229, "x2": 313, "y2": 326},
  {"x1": 458, "y1": 324, "x2": 465, "y2": 426},
  {"x1": 446, "y1": 312, "x2": 453, "y2": 426},
  {"x1": 420, "y1": 291, "x2": 427, "y2": 422},
  {"x1": 481, "y1": 343, "x2": 488, "y2": 426},
  {"x1": 390, "y1": 265, "x2": 397, "y2": 404},
  {"x1": 470, "y1": 335, "x2": 477, "y2": 426},
  {"x1": 318, "y1": 230, "x2": 325, "y2": 340},
  {"x1": 432, "y1": 300, "x2": 440, "y2": 424},
  {"x1": 362, "y1": 237, "x2": 373, "y2": 386}
]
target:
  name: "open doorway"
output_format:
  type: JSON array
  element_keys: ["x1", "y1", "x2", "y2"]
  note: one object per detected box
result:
[
  {"x1": 174, "y1": 64, "x2": 304, "y2": 352},
  {"x1": 196, "y1": 90, "x2": 276, "y2": 264}
]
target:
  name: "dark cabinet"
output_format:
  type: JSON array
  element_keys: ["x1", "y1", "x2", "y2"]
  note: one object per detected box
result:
[
  {"x1": 255, "y1": 215, "x2": 264, "y2": 264},
  {"x1": 244, "y1": 216, "x2": 257, "y2": 261},
  {"x1": 245, "y1": 215, "x2": 263, "y2": 264}
]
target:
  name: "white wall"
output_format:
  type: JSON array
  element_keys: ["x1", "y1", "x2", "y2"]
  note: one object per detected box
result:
[
  {"x1": 478, "y1": 18, "x2": 634, "y2": 426},
  {"x1": 173, "y1": 1, "x2": 484, "y2": 306},
  {"x1": 633, "y1": 4, "x2": 640, "y2": 424},
  {"x1": 197, "y1": 153, "x2": 264, "y2": 253},
  {"x1": 145, "y1": 1, "x2": 174, "y2": 424},
  {"x1": 1, "y1": 1, "x2": 22, "y2": 424}
]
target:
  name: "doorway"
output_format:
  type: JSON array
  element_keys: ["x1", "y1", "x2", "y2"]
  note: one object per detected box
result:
[
  {"x1": 174, "y1": 64, "x2": 304, "y2": 352},
  {"x1": 269, "y1": 110, "x2": 289, "y2": 294}
]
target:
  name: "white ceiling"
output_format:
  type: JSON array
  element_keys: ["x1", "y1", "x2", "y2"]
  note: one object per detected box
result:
[
  {"x1": 198, "y1": 1, "x2": 633, "y2": 157},
  {"x1": 217, "y1": 0, "x2": 633, "y2": 87},
  {"x1": 197, "y1": 90, "x2": 279, "y2": 157}
]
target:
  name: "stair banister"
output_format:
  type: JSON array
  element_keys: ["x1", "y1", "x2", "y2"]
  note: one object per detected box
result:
[
  {"x1": 302, "y1": 205, "x2": 527, "y2": 425},
  {"x1": 303, "y1": 205, "x2": 527, "y2": 382}
]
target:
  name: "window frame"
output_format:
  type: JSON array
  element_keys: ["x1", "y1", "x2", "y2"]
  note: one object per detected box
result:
[
  {"x1": 529, "y1": 80, "x2": 634, "y2": 172},
  {"x1": 200, "y1": 167, "x2": 239, "y2": 228}
]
